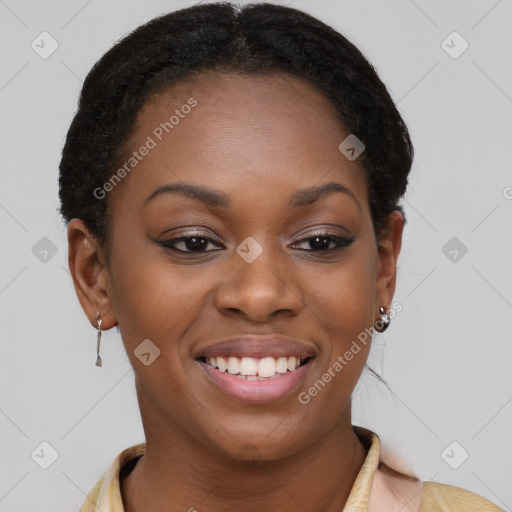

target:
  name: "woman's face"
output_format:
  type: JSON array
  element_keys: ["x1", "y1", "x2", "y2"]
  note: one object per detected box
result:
[{"x1": 75, "y1": 72, "x2": 402, "y2": 460}]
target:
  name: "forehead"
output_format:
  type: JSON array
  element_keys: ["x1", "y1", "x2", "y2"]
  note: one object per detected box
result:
[{"x1": 111, "y1": 72, "x2": 369, "y2": 216}]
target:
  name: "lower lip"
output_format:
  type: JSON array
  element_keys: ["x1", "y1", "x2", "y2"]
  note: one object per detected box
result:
[{"x1": 197, "y1": 360, "x2": 313, "y2": 404}]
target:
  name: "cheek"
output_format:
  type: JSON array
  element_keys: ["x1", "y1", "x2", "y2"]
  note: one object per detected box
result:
[
  {"x1": 108, "y1": 243, "x2": 220, "y2": 359},
  {"x1": 301, "y1": 249, "x2": 377, "y2": 376},
  {"x1": 307, "y1": 250, "x2": 376, "y2": 333},
  {"x1": 109, "y1": 253, "x2": 205, "y2": 410},
  {"x1": 298, "y1": 262, "x2": 375, "y2": 419}
]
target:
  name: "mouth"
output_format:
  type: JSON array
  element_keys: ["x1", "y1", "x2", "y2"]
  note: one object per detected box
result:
[
  {"x1": 194, "y1": 335, "x2": 317, "y2": 404},
  {"x1": 196, "y1": 353, "x2": 315, "y2": 404},
  {"x1": 197, "y1": 355, "x2": 314, "y2": 380}
]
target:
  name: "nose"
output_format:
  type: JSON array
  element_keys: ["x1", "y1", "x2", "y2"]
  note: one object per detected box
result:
[{"x1": 214, "y1": 242, "x2": 302, "y2": 323}]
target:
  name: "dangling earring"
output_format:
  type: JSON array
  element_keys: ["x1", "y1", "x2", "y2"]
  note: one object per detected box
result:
[
  {"x1": 95, "y1": 312, "x2": 103, "y2": 367},
  {"x1": 374, "y1": 306, "x2": 390, "y2": 333}
]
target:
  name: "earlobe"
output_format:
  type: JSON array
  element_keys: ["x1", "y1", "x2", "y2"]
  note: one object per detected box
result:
[{"x1": 67, "y1": 219, "x2": 117, "y2": 329}]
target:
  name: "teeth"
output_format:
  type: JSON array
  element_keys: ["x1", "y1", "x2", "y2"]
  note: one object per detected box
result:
[
  {"x1": 227, "y1": 357, "x2": 239, "y2": 374},
  {"x1": 287, "y1": 356, "x2": 297, "y2": 372},
  {"x1": 276, "y1": 357, "x2": 288, "y2": 373},
  {"x1": 239, "y1": 357, "x2": 258, "y2": 375},
  {"x1": 205, "y1": 355, "x2": 306, "y2": 377},
  {"x1": 258, "y1": 357, "x2": 276, "y2": 378},
  {"x1": 217, "y1": 357, "x2": 228, "y2": 372}
]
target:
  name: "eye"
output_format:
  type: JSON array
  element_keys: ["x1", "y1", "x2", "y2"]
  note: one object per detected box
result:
[
  {"x1": 157, "y1": 228, "x2": 354, "y2": 254},
  {"x1": 292, "y1": 230, "x2": 355, "y2": 252},
  {"x1": 158, "y1": 231, "x2": 223, "y2": 253}
]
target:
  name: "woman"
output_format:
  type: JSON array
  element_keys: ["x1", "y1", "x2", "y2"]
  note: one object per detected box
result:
[{"x1": 59, "y1": 2, "x2": 502, "y2": 511}]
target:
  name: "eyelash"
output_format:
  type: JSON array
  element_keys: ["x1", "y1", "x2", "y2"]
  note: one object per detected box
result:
[{"x1": 158, "y1": 229, "x2": 355, "y2": 254}]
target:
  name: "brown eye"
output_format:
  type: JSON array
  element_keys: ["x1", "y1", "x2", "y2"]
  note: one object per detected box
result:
[
  {"x1": 293, "y1": 231, "x2": 355, "y2": 252},
  {"x1": 158, "y1": 231, "x2": 223, "y2": 253}
]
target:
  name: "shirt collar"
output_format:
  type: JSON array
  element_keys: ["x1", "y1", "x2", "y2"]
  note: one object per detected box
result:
[{"x1": 80, "y1": 426, "x2": 385, "y2": 512}]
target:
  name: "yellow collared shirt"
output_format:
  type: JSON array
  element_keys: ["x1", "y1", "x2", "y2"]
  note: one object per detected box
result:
[{"x1": 79, "y1": 427, "x2": 503, "y2": 511}]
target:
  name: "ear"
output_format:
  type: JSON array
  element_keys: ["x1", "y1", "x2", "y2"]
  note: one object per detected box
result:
[
  {"x1": 67, "y1": 218, "x2": 117, "y2": 329},
  {"x1": 375, "y1": 210, "x2": 404, "y2": 312}
]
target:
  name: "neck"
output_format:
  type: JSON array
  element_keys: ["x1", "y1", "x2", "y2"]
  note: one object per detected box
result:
[{"x1": 122, "y1": 388, "x2": 368, "y2": 512}]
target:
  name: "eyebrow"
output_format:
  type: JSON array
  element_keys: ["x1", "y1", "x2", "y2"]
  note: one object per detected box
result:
[{"x1": 144, "y1": 181, "x2": 361, "y2": 211}]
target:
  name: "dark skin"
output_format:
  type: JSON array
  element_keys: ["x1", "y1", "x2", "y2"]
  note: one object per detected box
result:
[{"x1": 68, "y1": 72, "x2": 403, "y2": 512}]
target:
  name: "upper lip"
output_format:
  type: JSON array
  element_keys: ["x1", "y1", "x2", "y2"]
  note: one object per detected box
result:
[{"x1": 195, "y1": 334, "x2": 317, "y2": 360}]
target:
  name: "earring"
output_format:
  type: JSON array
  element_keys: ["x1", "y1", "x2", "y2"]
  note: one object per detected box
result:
[
  {"x1": 374, "y1": 306, "x2": 390, "y2": 333},
  {"x1": 95, "y1": 312, "x2": 103, "y2": 367}
]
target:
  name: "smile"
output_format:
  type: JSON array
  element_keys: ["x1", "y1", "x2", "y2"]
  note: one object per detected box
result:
[
  {"x1": 201, "y1": 355, "x2": 312, "y2": 379},
  {"x1": 197, "y1": 355, "x2": 315, "y2": 403}
]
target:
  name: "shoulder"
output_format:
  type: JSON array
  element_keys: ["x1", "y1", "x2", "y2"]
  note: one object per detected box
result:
[
  {"x1": 352, "y1": 426, "x2": 503, "y2": 512},
  {"x1": 419, "y1": 481, "x2": 504, "y2": 511},
  {"x1": 79, "y1": 442, "x2": 146, "y2": 512}
]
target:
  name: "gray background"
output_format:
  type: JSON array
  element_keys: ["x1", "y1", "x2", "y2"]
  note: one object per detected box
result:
[{"x1": 1, "y1": 0, "x2": 511, "y2": 510}]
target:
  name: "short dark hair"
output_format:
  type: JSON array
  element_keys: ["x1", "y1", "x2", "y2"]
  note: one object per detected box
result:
[{"x1": 58, "y1": 1, "x2": 413, "y2": 249}]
